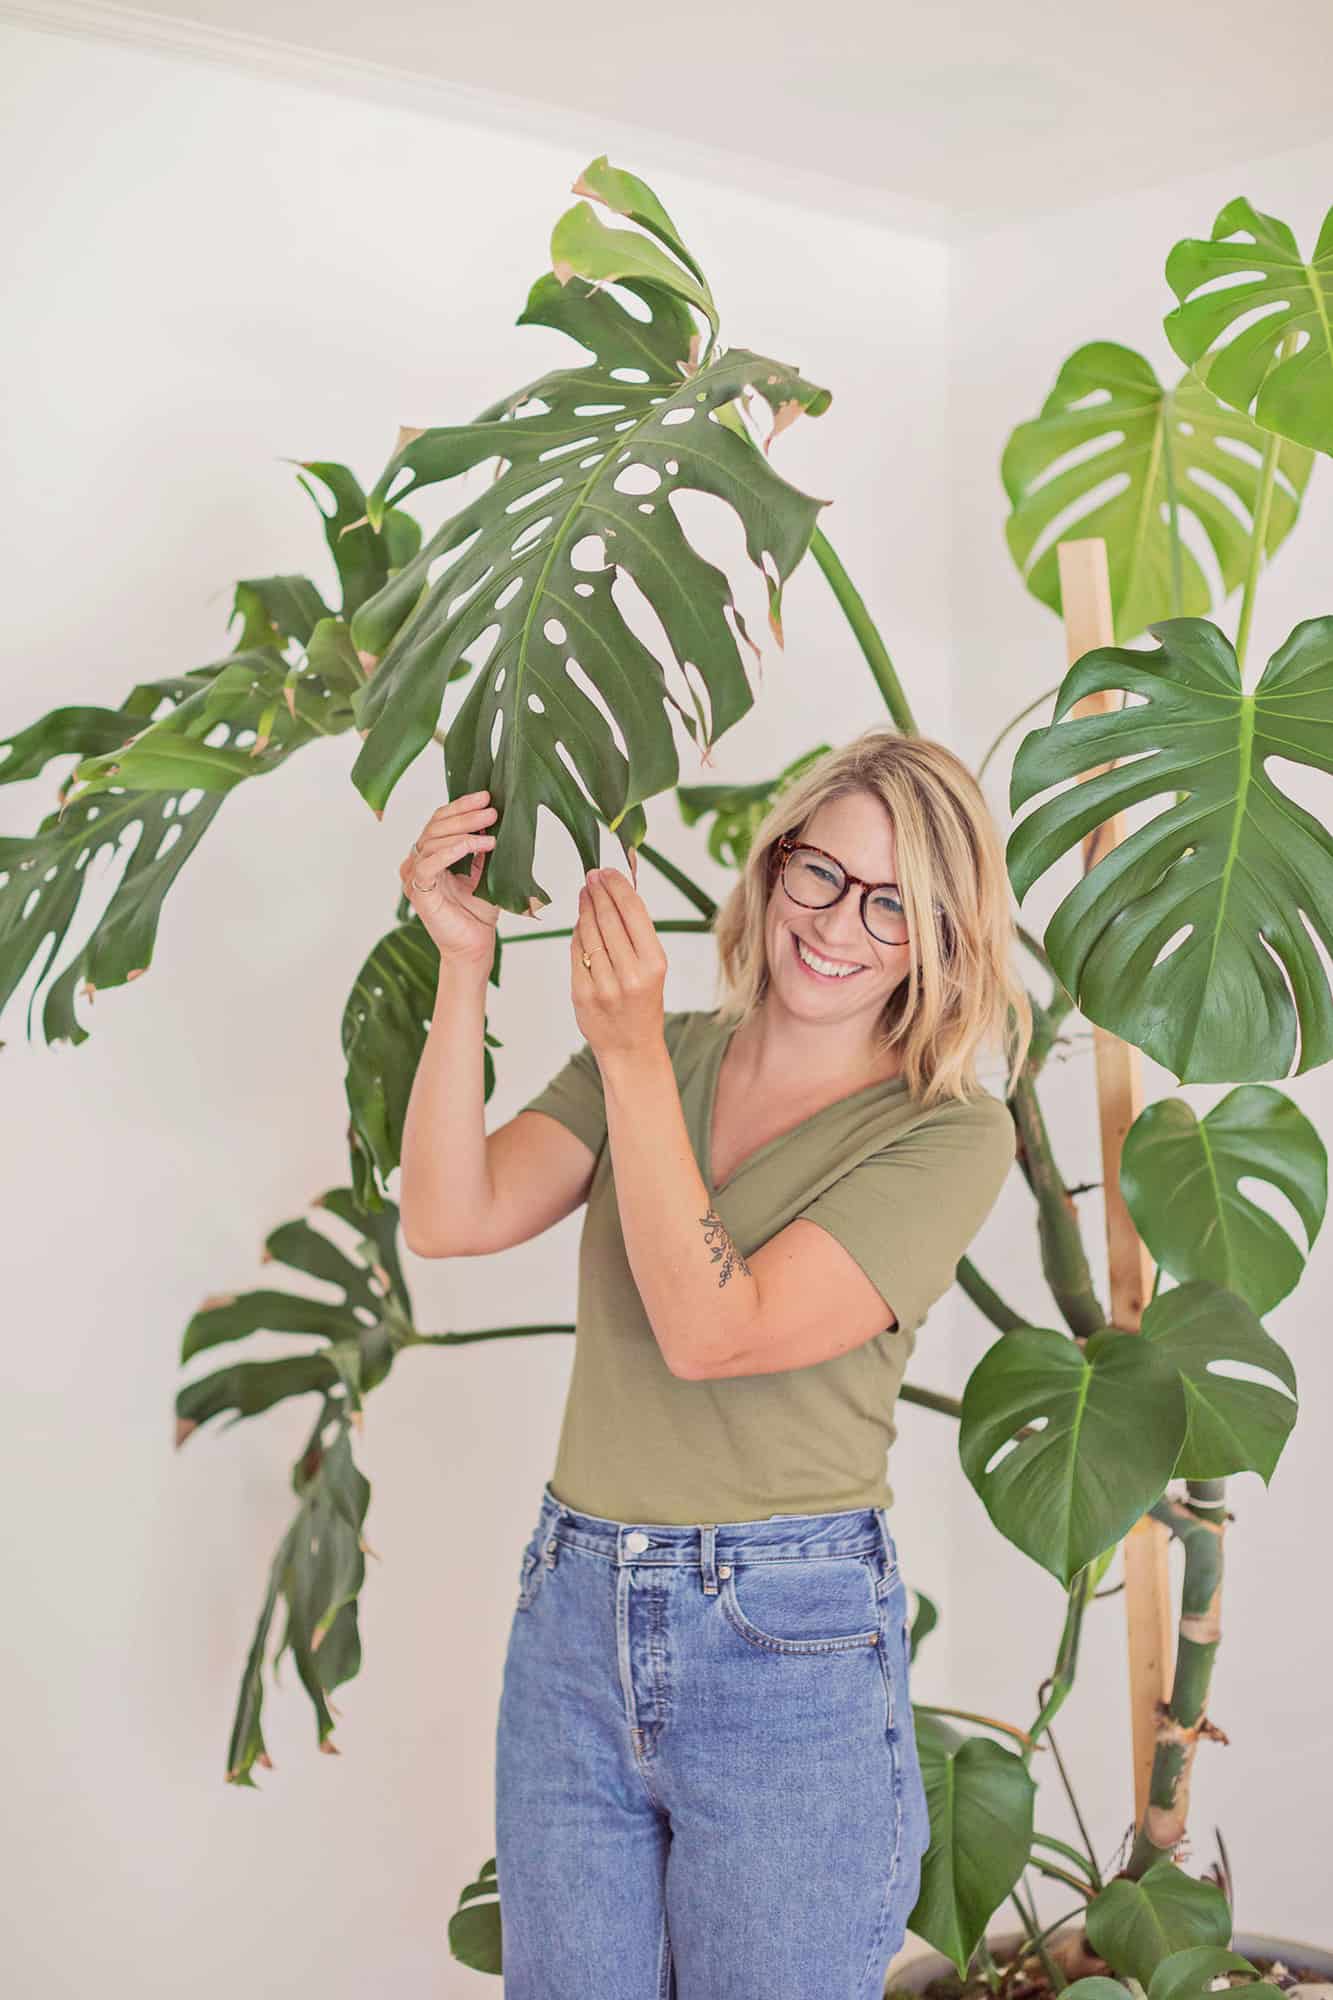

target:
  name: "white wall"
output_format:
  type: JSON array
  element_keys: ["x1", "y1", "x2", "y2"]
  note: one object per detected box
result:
[
  {"x1": 948, "y1": 138, "x2": 1333, "y2": 1947},
  {"x1": 0, "y1": 20, "x2": 956, "y2": 1996}
]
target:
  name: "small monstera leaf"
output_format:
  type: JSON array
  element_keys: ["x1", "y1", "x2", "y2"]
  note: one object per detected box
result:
[
  {"x1": 346, "y1": 160, "x2": 830, "y2": 916},
  {"x1": 1085, "y1": 1860, "x2": 1233, "y2": 1988},
  {"x1": 1002, "y1": 343, "x2": 1312, "y2": 641},
  {"x1": 1139, "y1": 1280, "x2": 1297, "y2": 1483},
  {"x1": 176, "y1": 1187, "x2": 411, "y2": 1435},
  {"x1": 449, "y1": 1856, "x2": 502, "y2": 1975},
  {"x1": 1, "y1": 667, "x2": 231, "y2": 1044},
  {"x1": 675, "y1": 744, "x2": 836, "y2": 868},
  {"x1": 342, "y1": 911, "x2": 504, "y2": 1209},
  {"x1": 1008, "y1": 616, "x2": 1333, "y2": 1084},
  {"x1": 292, "y1": 460, "x2": 422, "y2": 620},
  {"x1": 1, "y1": 460, "x2": 419, "y2": 1045},
  {"x1": 225, "y1": 1412, "x2": 371, "y2": 1785},
  {"x1": 1164, "y1": 199, "x2": 1333, "y2": 455},
  {"x1": 912, "y1": 1717, "x2": 1036, "y2": 1978},
  {"x1": 959, "y1": 1325, "x2": 1188, "y2": 1584},
  {"x1": 1121, "y1": 1089, "x2": 1327, "y2": 1313}
]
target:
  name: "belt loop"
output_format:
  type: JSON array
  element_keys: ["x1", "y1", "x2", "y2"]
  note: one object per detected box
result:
[
  {"x1": 700, "y1": 1524, "x2": 719, "y2": 1595},
  {"x1": 544, "y1": 1499, "x2": 570, "y2": 1568},
  {"x1": 874, "y1": 1506, "x2": 897, "y2": 1573}
]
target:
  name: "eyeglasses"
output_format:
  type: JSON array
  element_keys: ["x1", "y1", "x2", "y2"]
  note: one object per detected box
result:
[{"x1": 772, "y1": 833, "x2": 909, "y2": 947}]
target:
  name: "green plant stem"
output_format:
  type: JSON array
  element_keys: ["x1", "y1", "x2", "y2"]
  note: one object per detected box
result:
[
  {"x1": 1009, "y1": 1884, "x2": 1069, "y2": 1992},
  {"x1": 808, "y1": 528, "x2": 918, "y2": 734},
  {"x1": 1010, "y1": 1074, "x2": 1106, "y2": 1338},
  {"x1": 1025, "y1": 1563, "x2": 1095, "y2": 1771},
  {"x1": 957, "y1": 1256, "x2": 1027, "y2": 1332},
  {"x1": 1036, "y1": 1733, "x2": 1104, "y2": 1893},
  {"x1": 977, "y1": 682, "x2": 1063, "y2": 783},
  {"x1": 1126, "y1": 1480, "x2": 1229, "y2": 1878},
  {"x1": 897, "y1": 1381, "x2": 961, "y2": 1419}
]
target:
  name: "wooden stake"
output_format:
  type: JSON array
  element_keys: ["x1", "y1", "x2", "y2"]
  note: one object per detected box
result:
[{"x1": 1056, "y1": 539, "x2": 1173, "y2": 1828}]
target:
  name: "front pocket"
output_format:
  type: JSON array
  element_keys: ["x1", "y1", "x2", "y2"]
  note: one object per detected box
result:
[{"x1": 719, "y1": 1553, "x2": 881, "y2": 1653}]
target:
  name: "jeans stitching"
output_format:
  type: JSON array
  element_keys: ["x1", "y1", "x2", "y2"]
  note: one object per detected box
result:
[{"x1": 718, "y1": 1554, "x2": 882, "y2": 1653}]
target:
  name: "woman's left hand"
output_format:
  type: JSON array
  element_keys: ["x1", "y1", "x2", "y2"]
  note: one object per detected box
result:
[{"x1": 573, "y1": 868, "x2": 668, "y2": 1063}]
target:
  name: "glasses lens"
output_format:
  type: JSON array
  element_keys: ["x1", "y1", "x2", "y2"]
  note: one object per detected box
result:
[{"x1": 782, "y1": 846, "x2": 908, "y2": 946}]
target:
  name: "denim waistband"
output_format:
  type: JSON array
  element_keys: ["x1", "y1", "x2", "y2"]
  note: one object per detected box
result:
[{"x1": 534, "y1": 1481, "x2": 899, "y2": 1571}]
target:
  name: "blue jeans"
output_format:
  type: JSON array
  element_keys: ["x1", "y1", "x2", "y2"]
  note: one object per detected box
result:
[{"x1": 494, "y1": 1482, "x2": 932, "y2": 1998}]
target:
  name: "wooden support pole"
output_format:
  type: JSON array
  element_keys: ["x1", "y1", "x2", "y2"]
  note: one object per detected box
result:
[{"x1": 1056, "y1": 539, "x2": 1173, "y2": 1830}]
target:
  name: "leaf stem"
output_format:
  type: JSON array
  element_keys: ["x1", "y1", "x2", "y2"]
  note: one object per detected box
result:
[
  {"x1": 1161, "y1": 389, "x2": 1184, "y2": 619},
  {"x1": 808, "y1": 529, "x2": 918, "y2": 734}
]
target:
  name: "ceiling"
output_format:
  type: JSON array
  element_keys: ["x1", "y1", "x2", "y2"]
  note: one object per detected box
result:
[{"x1": 16, "y1": 0, "x2": 1333, "y2": 235}]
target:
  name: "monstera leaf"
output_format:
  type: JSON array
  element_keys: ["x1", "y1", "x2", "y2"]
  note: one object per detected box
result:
[
  {"x1": 1139, "y1": 1280, "x2": 1297, "y2": 1482},
  {"x1": 0, "y1": 469, "x2": 418, "y2": 1045},
  {"x1": 341, "y1": 911, "x2": 505, "y2": 1208},
  {"x1": 1, "y1": 668, "x2": 230, "y2": 1043},
  {"x1": 1085, "y1": 1860, "x2": 1232, "y2": 1988},
  {"x1": 449, "y1": 1856, "x2": 502, "y2": 1975},
  {"x1": 1008, "y1": 616, "x2": 1333, "y2": 1083},
  {"x1": 675, "y1": 744, "x2": 836, "y2": 867},
  {"x1": 346, "y1": 160, "x2": 830, "y2": 916},
  {"x1": 1164, "y1": 198, "x2": 1333, "y2": 455},
  {"x1": 1002, "y1": 343, "x2": 1312, "y2": 641},
  {"x1": 224, "y1": 1414, "x2": 370, "y2": 1786},
  {"x1": 1121, "y1": 1089, "x2": 1327, "y2": 1313},
  {"x1": 176, "y1": 1186, "x2": 410, "y2": 1429},
  {"x1": 177, "y1": 1187, "x2": 412, "y2": 1783},
  {"x1": 912, "y1": 1718, "x2": 1036, "y2": 1978},
  {"x1": 959, "y1": 1325, "x2": 1188, "y2": 1584}
]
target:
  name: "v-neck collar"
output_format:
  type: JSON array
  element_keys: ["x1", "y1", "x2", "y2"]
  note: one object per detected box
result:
[{"x1": 699, "y1": 1016, "x2": 910, "y2": 1199}]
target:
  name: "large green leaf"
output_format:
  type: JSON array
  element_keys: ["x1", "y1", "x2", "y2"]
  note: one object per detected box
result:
[
  {"x1": 0, "y1": 462, "x2": 417, "y2": 1045},
  {"x1": 1085, "y1": 1860, "x2": 1232, "y2": 1987},
  {"x1": 1121, "y1": 1089, "x2": 1327, "y2": 1313},
  {"x1": 1164, "y1": 198, "x2": 1333, "y2": 455},
  {"x1": 225, "y1": 1416, "x2": 370, "y2": 1785},
  {"x1": 1139, "y1": 1280, "x2": 1297, "y2": 1483},
  {"x1": 0, "y1": 669, "x2": 230, "y2": 1045},
  {"x1": 911, "y1": 1718, "x2": 1036, "y2": 1978},
  {"x1": 341, "y1": 912, "x2": 503, "y2": 1209},
  {"x1": 1007, "y1": 616, "x2": 1333, "y2": 1083},
  {"x1": 176, "y1": 1187, "x2": 410, "y2": 1431},
  {"x1": 1002, "y1": 343, "x2": 1312, "y2": 641},
  {"x1": 959, "y1": 1325, "x2": 1188, "y2": 1584},
  {"x1": 346, "y1": 179, "x2": 829, "y2": 913},
  {"x1": 448, "y1": 1855, "x2": 502, "y2": 1975}
]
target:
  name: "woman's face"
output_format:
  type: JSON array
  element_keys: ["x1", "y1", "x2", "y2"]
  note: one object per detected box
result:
[{"x1": 762, "y1": 791, "x2": 914, "y2": 1027}]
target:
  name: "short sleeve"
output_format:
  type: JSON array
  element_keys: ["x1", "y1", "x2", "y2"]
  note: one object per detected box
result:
[
  {"x1": 795, "y1": 1092, "x2": 1016, "y2": 1338},
  {"x1": 517, "y1": 1009, "x2": 697, "y2": 1162},
  {"x1": 518, "y1": 1037, "x2": 606, "y2": 1158}
]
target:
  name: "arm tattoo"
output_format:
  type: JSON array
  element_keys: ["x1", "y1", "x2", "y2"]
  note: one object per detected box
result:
[{"x1": 699, "y1": 1206, "x2": 752, "y2": 1288}]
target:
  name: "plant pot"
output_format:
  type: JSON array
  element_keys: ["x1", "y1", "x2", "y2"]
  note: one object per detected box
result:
[{"x1": 887, "y1": 1925, "x2": 1333, "y2": 1999}]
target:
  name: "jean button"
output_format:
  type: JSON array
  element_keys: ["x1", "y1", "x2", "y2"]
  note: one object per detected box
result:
[{"x1": 625, "y1": 1531, "x2": 650, "y2": 1553}]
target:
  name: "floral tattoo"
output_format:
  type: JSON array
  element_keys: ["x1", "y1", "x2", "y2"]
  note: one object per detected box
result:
[{"x1": 699, "y1": 1206, "x2": 752, "y2": 1287}]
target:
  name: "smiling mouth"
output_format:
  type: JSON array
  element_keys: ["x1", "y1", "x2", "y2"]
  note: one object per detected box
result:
[{"x1": 791, "y1": 932, "x2": 866, "y2": 979}]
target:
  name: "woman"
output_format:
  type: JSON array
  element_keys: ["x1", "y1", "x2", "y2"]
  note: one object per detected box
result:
[{"x1": 398, "y1": 726, "x2": 1031, "y2": 2000}]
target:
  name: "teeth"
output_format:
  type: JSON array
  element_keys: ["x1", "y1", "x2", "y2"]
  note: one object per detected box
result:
[{"x1": 796, "y1": 936, "x2": 862, "y2": 978}]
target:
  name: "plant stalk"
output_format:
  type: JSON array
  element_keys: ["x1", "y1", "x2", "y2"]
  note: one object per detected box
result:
[
  {"x1": 1010, "y1": 1074, "x2": 1106, "y2": 1338},
  {"x1": 808, "y1": 528, "x2": 918, "y2": 734}
]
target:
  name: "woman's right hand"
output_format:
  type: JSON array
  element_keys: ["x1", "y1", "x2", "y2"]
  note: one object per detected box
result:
[{"x1": 399, "y1": 790, "x2": 501, "y2": 969}]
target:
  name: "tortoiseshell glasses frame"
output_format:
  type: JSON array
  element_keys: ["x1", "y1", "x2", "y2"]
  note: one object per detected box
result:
[{"x1": 771, "y1": 833, "x2": 910, "y2": 947}]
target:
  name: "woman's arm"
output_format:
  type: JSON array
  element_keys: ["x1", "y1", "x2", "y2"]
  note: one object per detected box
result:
[
  {"x1": 398, "y1": 961, "x2": 494, "y2": 1256},
  {"x1": 599, "y1": 1038, "x2": 765, "y2": 1378}
]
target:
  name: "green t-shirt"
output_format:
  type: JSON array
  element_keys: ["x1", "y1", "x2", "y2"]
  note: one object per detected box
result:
[{"x1": 519, "y1": 1007, "x2": 1015, "y2": 1525}]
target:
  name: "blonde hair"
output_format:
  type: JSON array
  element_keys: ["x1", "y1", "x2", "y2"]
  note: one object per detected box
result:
[{"x1": 710, "y1": 727, "x2": 1031, "y2": 1107}]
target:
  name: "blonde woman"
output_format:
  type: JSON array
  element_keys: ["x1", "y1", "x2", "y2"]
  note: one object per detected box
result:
[{"x1": 398, "y1": 726, "x2": 1031, "y2": 2000}]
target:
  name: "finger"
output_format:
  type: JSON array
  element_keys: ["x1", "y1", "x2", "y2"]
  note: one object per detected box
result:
[
  {"x1": 573, "y1": 899, "x2": 616, "y2": 996},
  {"x1": 417, "y1": 805, "x2": 496, "y2": 852},
  {"x1": 584, "y1": 873, "x2": 636, "y2": 970},
  {"x1": 589, "y1": 869, "x2": 656, "y2": 960}
]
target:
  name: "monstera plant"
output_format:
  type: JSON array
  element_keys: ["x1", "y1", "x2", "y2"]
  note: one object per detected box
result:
[{"x1": 4, "y1": 165, "x2": 1330, "y2": 1999}]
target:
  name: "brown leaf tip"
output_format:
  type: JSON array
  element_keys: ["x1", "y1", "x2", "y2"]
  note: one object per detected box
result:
[
  {"x1": 553, "y1": 260, "x2": 574, "y2": 288},
  {"x1": 395, "y1": 424, "x2": 426, "y2": 456},
  {"x1": 174, "y1": 1417, "x2": 199, "y2": 1449},
  {"x1": 319, "y1": 1737, "x2": 341, "y2": 1757}
]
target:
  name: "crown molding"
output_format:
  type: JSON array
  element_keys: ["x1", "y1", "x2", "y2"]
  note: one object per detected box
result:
[{"x1": 2, "y1": 0, "x2": 955, "y2": 244}]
